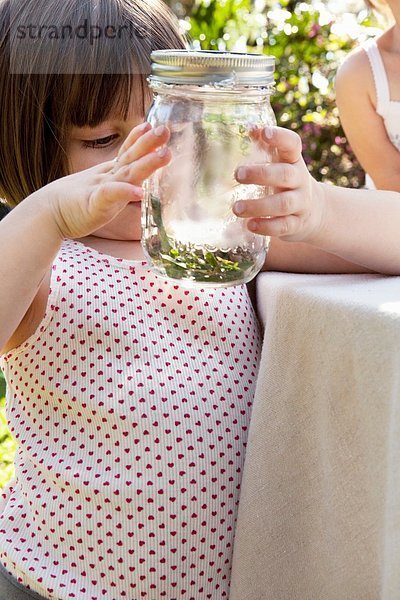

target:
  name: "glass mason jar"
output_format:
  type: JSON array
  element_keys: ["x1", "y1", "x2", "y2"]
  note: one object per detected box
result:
[{"x1": 142, "y1": 50, "x2": 276, "y2": 288}]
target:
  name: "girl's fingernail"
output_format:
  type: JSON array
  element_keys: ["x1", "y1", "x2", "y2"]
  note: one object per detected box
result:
[
  {"x1": 138, "y1": 122, "x2": 151, "y2": 132},
  {"x1": 263, "y1": 126, "x2": 274, "y2": 140},
  {"x1": 157, "y1": 146, "x2": 169, "y2": 158},
  {"x1": 236, "y1": 167, "x2": 247, "y2": 181},
  {"x1": 154, "y1": 125, "x2": 166, "y2": 136},
  {"x1": 248, "y1": 220, "x2": 258, "y2": 232},
  {"x1": 234, "y1": 201, "x2": 245, "y2": 215}
]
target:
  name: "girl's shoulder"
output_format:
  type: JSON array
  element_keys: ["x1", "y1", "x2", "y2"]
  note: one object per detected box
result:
[
  {"x1": 336, "y1": 44, "x2": 375, "y2": 106},
  {"x1": 337, "y1": 44, "x2": 371, "y2": 75}
]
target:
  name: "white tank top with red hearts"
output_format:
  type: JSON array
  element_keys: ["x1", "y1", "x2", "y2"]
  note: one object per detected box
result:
[{"x1": 0, "y1": 239, "x2": 262, "y2": 600}]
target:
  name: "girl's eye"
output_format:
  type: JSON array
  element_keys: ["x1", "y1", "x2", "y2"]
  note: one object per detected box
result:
[{"x1": 82, "y1": 134, "x2": 119, "y2": 149}]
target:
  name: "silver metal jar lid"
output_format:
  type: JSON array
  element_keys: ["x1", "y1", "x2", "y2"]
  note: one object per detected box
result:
[{"x1": 150, "y1": 50, "x2": 275, "y2": 87}]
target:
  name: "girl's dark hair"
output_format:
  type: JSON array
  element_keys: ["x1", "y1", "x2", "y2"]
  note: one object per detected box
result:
[
  {"x1": 0, "y1": 0, "x2": 186, "y2": 206},
  {"x1": 0, "y1": 200, "x2": 10, "y2": 220}
]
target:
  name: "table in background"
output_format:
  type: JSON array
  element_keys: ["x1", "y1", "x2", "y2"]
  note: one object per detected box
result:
[{"x1": 230, "y1": 272, "x2": 400, "y2": 600}]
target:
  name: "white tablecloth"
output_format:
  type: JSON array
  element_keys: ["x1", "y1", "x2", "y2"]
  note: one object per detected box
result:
[{"x1": 230, "y1": 272, "x2": 400, "y2": 600}]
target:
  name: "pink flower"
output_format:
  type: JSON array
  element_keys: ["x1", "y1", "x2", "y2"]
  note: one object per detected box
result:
[{"x1": 308, "y1": 23, "x2": 321, "y2": 38}]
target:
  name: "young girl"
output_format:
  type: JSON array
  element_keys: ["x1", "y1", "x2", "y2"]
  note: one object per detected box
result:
[
  {"x1": 2, "y1": 1, "x2": 257, "y2": 599},
  {"x1": 2, "y1": 0, "x2": 400, "y2": 599},
  {"x1": 336, "y1": 0, "x2": 400, "y2": 191}
]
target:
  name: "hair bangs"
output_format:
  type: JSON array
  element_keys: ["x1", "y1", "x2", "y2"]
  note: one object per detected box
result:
[{"x1": 61, "y1": 72, "x2": 149, "y2": 129}]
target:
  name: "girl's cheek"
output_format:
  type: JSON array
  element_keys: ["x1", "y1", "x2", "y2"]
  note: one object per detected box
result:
[{"x1": 68, "y1": 147, "x2": 117, "y2": 174}]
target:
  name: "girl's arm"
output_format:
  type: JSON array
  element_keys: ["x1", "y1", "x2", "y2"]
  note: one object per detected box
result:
[
  {"x1": 234, "y1": 126, "x2": 400, "y2": 275},
  {"x1": 264, "y1": 237, "x2": 372, "y2": 274},
  {"x1": 0, "y1": 194, "x2": 64, "y2": 354},
  {"x1": 336, "y1": 48, "x2": 400, "y2": 191}
]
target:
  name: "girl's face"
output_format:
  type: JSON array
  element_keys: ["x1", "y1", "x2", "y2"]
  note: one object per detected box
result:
[{"x1": 65, "y1": 93, "x2": 151, "y2": 241}]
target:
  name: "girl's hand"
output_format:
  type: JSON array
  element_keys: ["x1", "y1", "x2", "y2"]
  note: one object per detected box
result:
[
  {"x1": 233, "y1": 126, "x2": 325, "y2": 243},
  {"x1": 45, "y1": 123, "x2": 171, "y2": 240}
]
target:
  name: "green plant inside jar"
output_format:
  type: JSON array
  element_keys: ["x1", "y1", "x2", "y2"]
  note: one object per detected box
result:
[{"x1": 147, "y1": 194, "x2": 257, "y2": 283}]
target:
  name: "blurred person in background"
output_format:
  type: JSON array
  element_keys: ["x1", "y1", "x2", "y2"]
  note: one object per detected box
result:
[{"x1": 336, "y1": 0, "x2": 400, "y2": 190}]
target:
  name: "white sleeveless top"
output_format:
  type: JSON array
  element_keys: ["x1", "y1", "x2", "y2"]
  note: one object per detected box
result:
[
  {"x1": 363, "y1": 38, "x2": 400, "y2": 188},
  {"x1": 0, "y1": 239, "x2": 262, "y2": 600}
]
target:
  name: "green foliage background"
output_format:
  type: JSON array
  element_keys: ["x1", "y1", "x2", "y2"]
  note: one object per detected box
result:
[
  {"x1": 0, "y1": 370, "x2": 16, "y2": 488},
  {"x1": 0, "y1": 0, "x2": 381, "y2": 488}
]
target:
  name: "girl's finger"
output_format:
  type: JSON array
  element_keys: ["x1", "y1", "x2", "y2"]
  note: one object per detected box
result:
[
  {"x1": 117, "y1": 122, "x2": 152, "y2": 158},
  {"x1": 116, "y1": 125, "x2": 170, "y2": 169},
  {"x1": 249, "y1": 127, "x2": 262, "y2": 142},
  {"x1": 260, "y1": 126, "x2": 303, "y2": 164},
  {"x1": 111, "y1": 147, "x2": 172, "y2": 185},
  {"x1": 247, "y1": 214, "x2": 302, "y2": 238},
  {"x1": 233, "y1": 191, "x2": 301, "y2": 219},
  {"x1": 84, "y1": 182, "x2": 145, "y2": 234},
  {"x1": 99, "y1": 182, "x2": 144, "y2": 207},
  {"x1": 236, "y1": 162, "x2": 301, "y2": 189}
]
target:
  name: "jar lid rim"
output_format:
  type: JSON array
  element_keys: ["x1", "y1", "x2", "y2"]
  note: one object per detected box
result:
[{"x1": 150, "y1": 49, "x2": 275, "y2": 86}]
